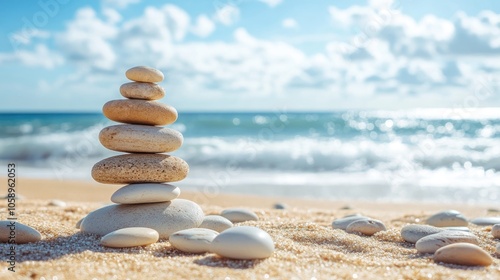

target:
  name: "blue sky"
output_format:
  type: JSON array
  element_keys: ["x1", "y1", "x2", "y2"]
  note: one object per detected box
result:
[{"x1": 0, "y1": 0, "x2": 499, "y2": 112}]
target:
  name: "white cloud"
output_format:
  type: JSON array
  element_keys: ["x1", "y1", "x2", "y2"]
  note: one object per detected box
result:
[
  {"x1": 102, "y1": 8, "x2": 122, "y2": 24},
  {"x1": 282, "y1": 18, "x2": 297, "y2": 28},
  {"x1": 102, "y1": 0, "x2": 140, "y2": 9},
  {"x1": 10, "y1": 29, "x2": 50, "y2": 46},
  {"x1": 214, "y1": 4, "x2": 240, "y2": 26},
  {"x1": 0, "y1": 44, "x2": 63, "y2": 69},
  {"x1": 259, "y1": 0, "x2": 283, "y2": 7},
  {"x1": 191, "y1": 15, "x2": 216, "y2": 37}
]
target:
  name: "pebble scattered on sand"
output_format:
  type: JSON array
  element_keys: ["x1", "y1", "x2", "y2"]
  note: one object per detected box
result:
[
  {"x1": 221, "y1": 208, "x2": 259, "y2": 223},
  {"x1": 76, "y1": 217, "x2": 84, "y2": 229},
  {"x1": 426, "y1": 210, "x2": 468, "y2": 227},
  {"x1": 120, "y1": 82, "x2": 165, "y2": 100},
  {"x1": 346, "y1": 219, "x2": 386, "y2": 236},
  {"x1": 81, "y1": 199, "x2": 204, "y2": 238},
  {"x1": 491, "y1": 224, "x2": 500, "y2": 238},
  {"x1": 470, "y1": 217, "x2": 500, "y2": 226},
  {"x1": 442, "y1": 226, "x2": 470, "y2": 232},
  {"x1": 401, "y1": 224, "x2": 444, "y2": 243},
  {"x1": 125, "y1": 66, "x2": 164, "y2": 83},
  {"x1": 332, "y1": 215, "x2": 369, "y2": 230},
  {"x1": 103, "y1": 99, "x2": 177, "y2": 126},
  {"x1": 99, "y1": 124, "x2": 183, "y2": 153},
  {"x1": 100, "y1": 227, "x2": 159, "y2": 248},
  {"x1": 199, "y1": 215, "x2": 233, "y2": 232},
  {"x1": 273, "y1": 203, "x2": 287, "y2": 210},
  {"x1": 169, "y1": 228, "x2": 218, "y2": 253},
  {"x1": 434, "y1": 243, "x2": 493, "y2": 266},
  {"x1": 111, "y1": 183, "x2": 180, "y2": 204},
  {"x1": 0, "y1": 221, "x2": 41, "y2": 244},
  {"x1": 415, "y1": 231, "x2": 479, "y2": 253},
  {"x1": 48, "y1": 199, "x2": 66, "y2": 207},
  {"x1": 210, "y1": 226, "x2": 274, "y2": 259}
]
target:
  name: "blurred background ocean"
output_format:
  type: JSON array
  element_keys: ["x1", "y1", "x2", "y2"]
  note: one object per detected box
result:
[{"x1": 1, "y1": 109, "x2": 499, "y2": 203}]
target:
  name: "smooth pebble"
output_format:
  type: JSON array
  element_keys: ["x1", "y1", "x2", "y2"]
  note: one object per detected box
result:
[
  {"x1": 103, "y1": 99, "x2": 177, "y2": 126},
  {"x1": 81, "y1": 199, "x2": 204, "y2": 238},
  {"x1": 169, "y1": 228, "x2": 218, "y2": 253},
  {"x1": 199, "y1": 215, "x2": 233, "y2": 232},
  {"x1": 401, "y1": 224, "x2": 444, "y2": 243},
  {"x1": 100, "y1": 227, "x2": 159, "y2": 248},
  {"x1": 211, "y1": 226, "x2": 274, "y2": 259},
  {"x1": 442, "y1": 226, "x2": 470, "y2": 232},
  {"x1": 48, "y1": 199, "x2": 66, "y2": 207},
  {"x1": 426, "y1": 210, "x2": 468, "y2": 227},
  {"x1": 415, "y1": 231, "x2": 479, "y2": 253},
  {"x1": 111, "y1": 183, "x2": 180, "y2": 204},
  {"x1": 125, "y1": 66, "x2": 164, "y2": 83},
  {"x1": 346, "y1": 219, "x2": 386, "y2": 236},
  {"x1": 332, "y1": 215, "x2": 369, "y2": 230},
  {"x1": 221, "y1": 208, "x2": 258, "y2": 223},
  {"x1": 273, "y1": 203, "x2": 287, "y2": 210},
  {"x1": 492, "y1": 224, "x2": 500, "y2": 238},
  {"x1": 92, "y1": 154, "x2": 189, "y2": 184},
  {"x1": 0, "y1": 221, "x2": 41, "y2": 244},
  {"x1": 120, "y1": 82, "x2": 165, "y2": 100},
  {"x1": 434, "y1": 243, "x2": 493, "y2": 266},
  {"x1": 470, "y1": 217, "x2": 500, "y2": 226}
]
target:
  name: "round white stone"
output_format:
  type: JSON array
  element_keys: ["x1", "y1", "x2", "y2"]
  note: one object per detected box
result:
[
  {"x1": 415, "y1": 231, "x2": 479, "y2": 253},
  {"x1": 80, "y1": 199, "x2": 204, "y2": 238},
  {"x1": 111, "y1": 183, "x2": 180, "y2": 204},
  {"x1": 221, "y1": 208, "x2": 258, "y2": 223},
  {"x1": 426, "y1": 210, "x2": 468, "y2": 227},
  {"x1": 332, "y1": 215, "x2": 369, "y2": 230},
  {"x1": 470, "y1": 217, "x2": 500, "y2": 226},
  {"x1": 346, "y1": 219, "x2": 386, "y2": 236},
  {"x1": 169, "y1": 228, "x2": 218, "y2": 253},
  {"x1": 0, "y1": 221, "x2": 41, "y2": 244},
  {"x1": 101, "y1": 227, "x2": 159, "y2": 248},
  {"x1": 210, "y1": 226, "x2": 274, "y2": 259},
  {"x1": 434, "y1": 243, "x2": 493, "y2": 266},
  {"x1": 401, "y1": 224, "x2": 444, "y2": 243},
  {"x1": 199, "y1": 215, "x2": 233, "y2": 232},
  {"x1": 48, "y1": 199, "x2": 66, "y2": 207},
  {"x1": 492, "y1": 224, "x2": 500, "y2": 238}
]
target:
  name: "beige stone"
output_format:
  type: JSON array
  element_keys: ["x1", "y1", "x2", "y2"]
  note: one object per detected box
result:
[
  {"x1": 0, "y1": 221, "x2": 41, "y2": 244},
  {"x1": 221, "y1": 208, "x2": 258, "y2": 223},
  {"x1": 434, "y1": 243, "x2": 493, "y2": 266},
  {"x1": 426, "y1": 210, "x2": 468, "y2": 227},
  {"x1": 416, "y1": 231, "x2": 479, "y2": 253},
  {"x1": 346, "y1": 219, "x2": 386, "y2": 236},
  {"x1": 99, "y1": 124, "x2": 183, "y2": 153},
  {"x1": 100, "y1": 227, "x2": 159, "y2": 248},
  {"x1": 103, "y1": 100, "x2": 177, "y2": 126},
  {"x1": 126, "y1": 66, "x2": 164, "y2": 83},
  {"x1": 120, "y1": 82, "x2": 165, "y2": 100},
  {"x1": 199, "y1": 215, "x2": 233, "y2": 232},
  {"x1": 492, "y1": 224, "x2": 500, "y2": 238},
  {"x1": 91, "y1": 154, "x2": 189, "y2": 184}
]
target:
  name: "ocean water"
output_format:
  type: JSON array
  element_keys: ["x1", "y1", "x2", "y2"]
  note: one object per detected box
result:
[{"x1": 1, "y1": 109, "x2": 499, "y2": 204}]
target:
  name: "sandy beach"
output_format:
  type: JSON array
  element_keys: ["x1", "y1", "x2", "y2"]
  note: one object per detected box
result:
[{"x1": 0, "y1": 178, "x2": 498, "y2": 280}]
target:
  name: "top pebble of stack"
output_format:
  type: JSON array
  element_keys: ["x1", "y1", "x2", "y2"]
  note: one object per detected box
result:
[{"x1": 126, "y1": 66, "x2": 164, "y2": 83}]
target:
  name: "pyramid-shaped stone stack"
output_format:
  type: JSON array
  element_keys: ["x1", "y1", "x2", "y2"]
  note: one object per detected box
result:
[{"x1": 81, "y1": 66, "x2": 204, "y2": 240}]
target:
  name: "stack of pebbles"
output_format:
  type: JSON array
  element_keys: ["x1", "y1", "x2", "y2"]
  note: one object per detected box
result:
[{"x1": 80, "y1": 66, "x2": 204, "y2": 247}]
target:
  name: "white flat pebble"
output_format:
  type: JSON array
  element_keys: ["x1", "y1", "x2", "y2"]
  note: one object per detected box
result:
[
  {"x1": 332, "y1": 215, "x2": 369, "y2": 230},
  {"x1": 211, "y1": 226, "x2": 274, "y2": 259},
  {"x1": 415, "y1": 231, "x2": 479, "y2": 253},
  {"x1": 442, "y1": 226, "x2": 470, "y2": 232},
  {"x1": 492, "y1": 224, "x2": 500, "y2": 238},
  {"x1": 221, "y1": 208, "x2": 258, "y2": 223},
  {"x1": 401, "y1": 224, "x2": 444, "y2": 243},
  {"x1": 100, "y1": 227, "x2": 159, "y2": 248},
  {"x1": 426, "y1": 210, "x2": 468, "y2": 227},
  {"x1": 48, "y1": 199, "x2": 66, "y2": 207},
  {"x1": 434, "y1": 243, "x2": 493, "y2": 266},
  {"x1": 126, "y1": 66, "x2": 164, "y2": 83},
  {"x1": 470, "y1": 217, "x2": 500, "y2": 226},
  {"x1": 199, "y1": 215, "x2": 233, "y2": 232},
  {"x1": 346, "y1": 219, "x2": 386, "y2": 236},
  {"x1": 0, "y1": 221, "x2": 41, "y2": 244},
  {"x1": 111, "y1": 183, "x2": 180, "y2": 204},
  {"x1": 76, "y1": 218, "x2": 84, "y2": 229},
  {"x1": 169, "y1": 228, "x2": 218, "y2": 253},
  {"x1": 81, "y1": 199, "x2": 204, "y2": 238}
]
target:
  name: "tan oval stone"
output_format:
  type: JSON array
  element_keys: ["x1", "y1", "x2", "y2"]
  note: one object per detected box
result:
[
  {"x1": 100, "y1": 227, "x2": 159, "y2": 248},
  {"x1": 0, "y1": 221, "x2": 41, "y2": 244},
  {"x1": 120, "y1": 82, "x2": 165, "y2": 100},
  {"x1": 103, "y1": 100, "x2": 177, "y2": 126},
  {"x1": 126, "y1": 66, "x2": 164, "y2": 83},
  {"x1": 99, "y1": 125, "x2": 183, "y2": 153},
  {"x1": 91, "y1": 154, "x2": 189, "y2": 184},
  {"x1": 434, "y1": 243, "x2": 493, "y2": 266}
]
